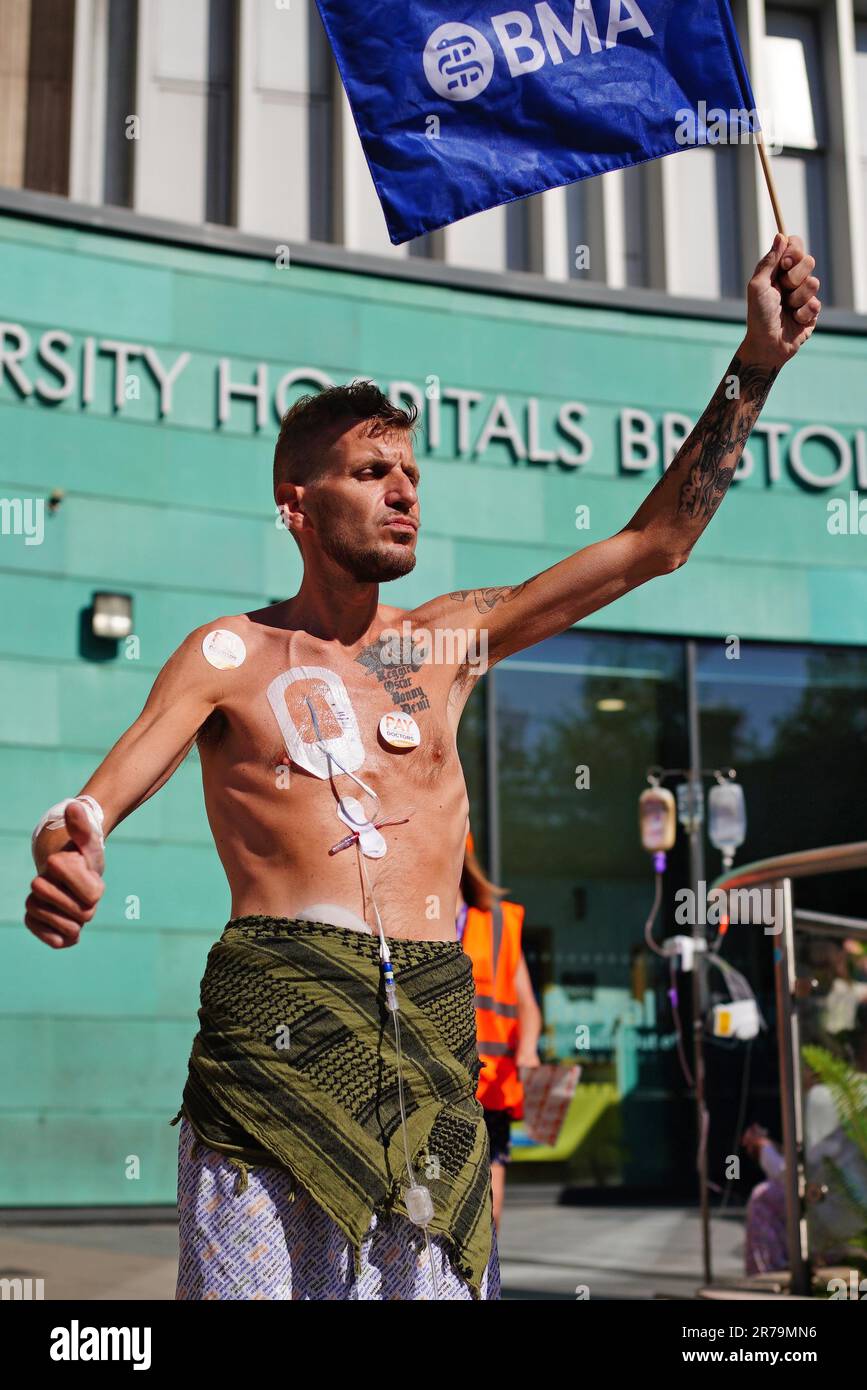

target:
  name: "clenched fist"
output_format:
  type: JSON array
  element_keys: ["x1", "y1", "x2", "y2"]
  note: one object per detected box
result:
[{"x1": 743, "y1": 233, "x2": 821, "y2": 368}]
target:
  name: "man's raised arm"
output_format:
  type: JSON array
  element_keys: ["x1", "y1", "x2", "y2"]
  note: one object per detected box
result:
[
  {"x1": 25, "y1": 622, "x2": 227, "y2": 949},
  {"x1": 436, "y1": 234, "x2": 821, "y2": 668}
]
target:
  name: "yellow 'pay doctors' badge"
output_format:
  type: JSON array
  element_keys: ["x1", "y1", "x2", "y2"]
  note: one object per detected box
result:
[{"x1": 379, "y1": 711, "x2": 421, "y2": 748}]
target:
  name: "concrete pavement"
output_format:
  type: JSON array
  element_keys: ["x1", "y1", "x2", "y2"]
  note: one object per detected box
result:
[{"x1": 0, "y1": 1191, "x2": 745, "y2": 1301}]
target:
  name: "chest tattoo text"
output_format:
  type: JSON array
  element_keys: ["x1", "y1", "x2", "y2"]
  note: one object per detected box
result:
[{"x1": 355, "y1": 638, "x2": 431, "y2": 716}]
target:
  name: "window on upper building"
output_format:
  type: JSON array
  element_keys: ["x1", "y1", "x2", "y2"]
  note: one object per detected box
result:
[
  {"x1": 236, "y1": 0, "x2": 334, "y2": 242},
  {"x1": 566, "y1": 180, "x2": 596, "y2": 283},
  {"x1": 0, "y1": 0, "x2": 76, "y2": 197},
  {"x1": 622, "y1": 164, "x2": 651, "y2": 289},
  {"x1": 132, "y1": 0, "x2": 237, "y2": 226},
  {"x1": 762, "y1": 7, "x2": 832, "y2": 301},
  {"x1": 647, "y1": 0, "x2": 750, "y2": 302},
  {"x1": 505, "y1": 199, "x2": 533, "y2": 273},
  {"x1": 103, "y1": 0, "x2": 139, "y2": 209}
]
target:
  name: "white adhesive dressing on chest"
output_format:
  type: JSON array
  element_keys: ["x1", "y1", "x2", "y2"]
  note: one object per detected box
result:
[
  {"x1": 337, "y1": 795, "x2": 387, "y2": 859},
  {"x1": 266, "y1": 666, "x2": 365, "y2": 779}
]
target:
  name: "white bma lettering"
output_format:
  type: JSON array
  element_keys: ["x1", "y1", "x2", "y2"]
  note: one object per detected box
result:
[
  {"x1": 491, "y1": 0, "x2": 653, "y2": 75},
  {"x1": 491, "y1": 10, "x2": 546, "y2": 76},
  {"x1": 536, "y1": 1, "x2": 602, "y2": 61}
]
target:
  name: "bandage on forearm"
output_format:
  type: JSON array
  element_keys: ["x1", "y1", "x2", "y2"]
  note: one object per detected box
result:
[{"x1": 31, "y1": 794, "x2": 106, "y2": 861}]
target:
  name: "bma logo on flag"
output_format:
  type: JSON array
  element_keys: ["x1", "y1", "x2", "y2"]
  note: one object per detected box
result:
[
  {"x1": 424, "y1": 4, "x2": 656, "y2": 100},
  {"x1": 423, "y1": 24, "x2": 495, "y2": 101}
]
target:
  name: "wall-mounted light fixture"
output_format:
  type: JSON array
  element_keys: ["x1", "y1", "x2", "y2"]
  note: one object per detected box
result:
[{"x1": 91, "y1": 592, "x2": 134, "y2": 641}]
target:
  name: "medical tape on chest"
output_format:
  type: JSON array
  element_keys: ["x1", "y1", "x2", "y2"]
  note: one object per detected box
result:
[
  {"x1": 267, "y1": 665, "x2": 414, "y2": 862},
  {"x1": 266, "y1": 666, "x2": 367, "y2": 783}
]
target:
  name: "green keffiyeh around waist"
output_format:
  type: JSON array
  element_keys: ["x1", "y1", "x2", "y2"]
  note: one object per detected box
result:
[{"x1": 170, "y1": 916, "x2": 493, "y2": 1297}]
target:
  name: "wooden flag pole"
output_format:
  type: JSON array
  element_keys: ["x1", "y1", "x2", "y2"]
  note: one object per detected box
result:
[{"x1": 756, "y1": 130, "x2": 787, "y2": 236}]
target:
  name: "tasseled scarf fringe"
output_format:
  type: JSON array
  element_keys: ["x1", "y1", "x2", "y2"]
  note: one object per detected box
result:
[{"x1": 170, "y1": 1105, "x2": 297, "y2": 1200}]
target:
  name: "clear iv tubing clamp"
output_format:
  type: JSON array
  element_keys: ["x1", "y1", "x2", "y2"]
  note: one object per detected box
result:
[{"x1": 305, "y1": 699, "x2": 441, "y2": 1298}]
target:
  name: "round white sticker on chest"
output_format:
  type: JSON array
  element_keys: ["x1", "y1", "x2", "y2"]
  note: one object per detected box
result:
[
  {"x1": 379, "y1": 711, "x2": 421, "y2": 749},
  {"x1": 202, "y1": 629, "x2": 247, "y2": 670}
]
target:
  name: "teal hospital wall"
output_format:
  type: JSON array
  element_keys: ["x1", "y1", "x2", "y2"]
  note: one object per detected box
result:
[{"x1": 1, "y1": 211, "x2": 865, "y2": 1205}]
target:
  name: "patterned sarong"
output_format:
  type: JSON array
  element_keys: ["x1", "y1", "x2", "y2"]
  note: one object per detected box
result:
[
  {"x1": 171, "y1": 916, "x2": 494, "y2": 1298},
  {"x1": 175, "y1": 1115, "x2": 501, "y2": 1299}
]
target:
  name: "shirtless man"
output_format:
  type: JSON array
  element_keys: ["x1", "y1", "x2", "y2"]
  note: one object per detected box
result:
[{"x1": 25, "y1": 233, "x2": 821, "y2": 1299}]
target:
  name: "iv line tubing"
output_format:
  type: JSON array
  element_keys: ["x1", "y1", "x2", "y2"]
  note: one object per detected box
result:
[
  {"x1": 356, "y1": 845, "x2": 441, "y2": 1300},
  {"x1": 644, "y1": 871, "x2": 667, "y2": 957},
  {"x1": 304, "y1": 697, "x2": 440, "y2": 1297},
  {"x1": 304, "y1": 696, "x2": 378, "y2": 801}
]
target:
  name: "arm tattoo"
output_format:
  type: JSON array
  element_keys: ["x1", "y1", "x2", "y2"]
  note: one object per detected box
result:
[
  {"x1": 673, "y1": 355, "x2": 777, "y2": 522},
  {"x1": 448, "y1": 583, "x2": 529, "y2": 614}
]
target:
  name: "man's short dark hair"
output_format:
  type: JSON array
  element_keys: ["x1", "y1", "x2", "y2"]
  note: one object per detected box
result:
[{"x1": 273, "y1": 379, "x2": 418, "y2": 501}]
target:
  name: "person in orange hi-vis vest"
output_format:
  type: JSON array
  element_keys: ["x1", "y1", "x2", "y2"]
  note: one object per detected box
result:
[{"x1": 456, "y1": 831, "x2": 542, "y2": 1231}]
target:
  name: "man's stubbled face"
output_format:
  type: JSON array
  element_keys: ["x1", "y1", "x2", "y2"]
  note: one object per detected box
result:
[{"x1": 305, "y1": 421, "x2": 420, "y2": 583}]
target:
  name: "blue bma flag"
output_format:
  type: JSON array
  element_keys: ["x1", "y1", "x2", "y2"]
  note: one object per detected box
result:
[{"x1": 314, "y1": 0, "x2": 759, "y2": 244}]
